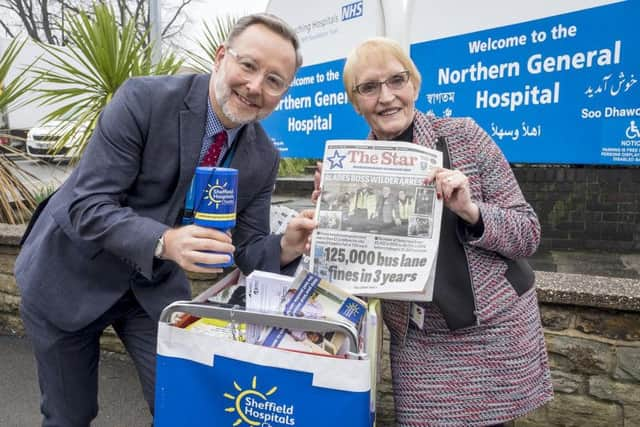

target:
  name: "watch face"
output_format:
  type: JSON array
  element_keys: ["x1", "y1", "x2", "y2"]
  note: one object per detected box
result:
[{"x1": 155, "y1": 236, "x2": 164, "y2": 258}]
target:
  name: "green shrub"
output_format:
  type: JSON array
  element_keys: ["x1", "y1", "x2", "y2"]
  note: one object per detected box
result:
[{"x1": 278, "y1": 158, "x2": 318, "y2": 176}]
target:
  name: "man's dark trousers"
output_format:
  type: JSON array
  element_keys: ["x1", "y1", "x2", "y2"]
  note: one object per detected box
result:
[{"x1": 20, "y1": 290, "x2": 156, "y2": 427}]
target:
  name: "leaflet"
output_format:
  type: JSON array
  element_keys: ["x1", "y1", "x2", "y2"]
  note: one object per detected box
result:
[
  {"x1": 310, "y1": 139, "x2": 443, "y2": 300},
  {"x1": 257, "y1": 270, "x2": 367, "y2": 356},
  {"x1": 245, "y1": 270, "x2": 294, "y2": 344},
  {"x1": 184, "y1": 317, "x2": 245, "y2": 341}
]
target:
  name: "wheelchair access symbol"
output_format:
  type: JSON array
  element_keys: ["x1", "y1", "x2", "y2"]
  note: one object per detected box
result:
[{"x1": 626, "y1": 120, "x2": 640, "y2": 139}]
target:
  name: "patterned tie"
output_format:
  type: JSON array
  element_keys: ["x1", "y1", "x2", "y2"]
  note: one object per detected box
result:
[{"x1": 200, "y1": 130, "x2": 228, "y2": 166}]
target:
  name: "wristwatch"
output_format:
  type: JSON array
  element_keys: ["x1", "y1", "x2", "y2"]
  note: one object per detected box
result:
[{"x1": 154, "y1": 234, "x2": 165, "y2": 259}]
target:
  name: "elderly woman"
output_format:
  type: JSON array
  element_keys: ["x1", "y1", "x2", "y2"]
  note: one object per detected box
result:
[{"x1": 315, "y1": 37, "x2": 553, "y2": 426}]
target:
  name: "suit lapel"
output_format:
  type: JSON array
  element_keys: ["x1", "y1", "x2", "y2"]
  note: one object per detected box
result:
[
  {"x1": 166, "y1": 74, "x2": 210, "y2": 224},
  {"x1": 231, "y1": 124, "x2": 257, "y2": 212},
  {"x1": 231, "y1": 124, "x2": 254, "y2": 171}
]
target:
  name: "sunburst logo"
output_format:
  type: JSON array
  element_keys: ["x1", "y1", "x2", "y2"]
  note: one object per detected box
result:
[
  {"x1": 204, "y1": 179, "x2": 229, "y2": 208},
  {"x1": 224, "y1": 376, "x2": 284, "y2": 426}
]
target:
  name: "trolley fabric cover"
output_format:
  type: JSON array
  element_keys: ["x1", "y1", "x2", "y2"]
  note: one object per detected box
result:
[{"x1": 154, "y1": 322, "x2": 372, "y2": 427}]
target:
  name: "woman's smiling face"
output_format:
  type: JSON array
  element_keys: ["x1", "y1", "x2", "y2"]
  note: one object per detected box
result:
[{"x1": 352, "y1": 55, "x2": 418, "y2": 140}]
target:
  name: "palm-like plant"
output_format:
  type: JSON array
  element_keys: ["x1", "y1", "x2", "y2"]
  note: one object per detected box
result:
[
  {"x1": 0, "y1": 39, "x2": 34, "y2": 110},
  {"x1": 183, "y1": 16, "x2": 237, "y2": 74},
  {"x1": 29, "y1": 3, "x2": 183, "y2": 161},
  {"x1": 0, "y1": 38, "x2": 39, "y2": 224}
]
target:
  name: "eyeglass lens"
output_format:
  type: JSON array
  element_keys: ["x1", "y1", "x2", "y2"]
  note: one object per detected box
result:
[
  {"x1": 228, "y1": 48, "x2": 288, "y2": 95},
  {"x1": 355, "y1": 71, "x2": 410, "y2": 97}
]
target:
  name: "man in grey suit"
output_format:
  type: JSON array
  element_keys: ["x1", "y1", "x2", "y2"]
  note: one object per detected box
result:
[{"x1": 15, "y1": 13, "x2": 314, "y2": 426}]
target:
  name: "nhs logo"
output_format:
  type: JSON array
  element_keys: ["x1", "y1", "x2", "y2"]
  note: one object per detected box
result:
[{"x1": 341, "y1": 1, "x2": 363, "y2": 21}]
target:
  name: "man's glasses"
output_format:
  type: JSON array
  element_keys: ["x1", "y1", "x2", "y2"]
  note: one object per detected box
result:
[
  {"x1": 226, "y1": 47, "x2": 289, "y2": 96},
  {"x1": 353, "y1": 71, "x2": 411, "y2": 98}
]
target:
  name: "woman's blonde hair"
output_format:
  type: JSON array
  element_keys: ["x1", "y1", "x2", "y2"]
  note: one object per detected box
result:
[{"x1": 343, "y1": 37, "x2": 421, "y2": 106}]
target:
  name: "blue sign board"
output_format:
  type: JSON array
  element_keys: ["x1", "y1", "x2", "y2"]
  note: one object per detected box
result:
[
  {"x1": 263, "y1": 0, "x2": 382, "y2": 158},
  {"x1": 261, "y1": 58, "x2": 369, "y2": 158},
  {"x1": 411, "y1": 1, "x2": 640, "y2": 164}
]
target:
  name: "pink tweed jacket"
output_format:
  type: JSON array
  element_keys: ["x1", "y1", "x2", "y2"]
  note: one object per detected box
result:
[
  {"x1": 381, "y1": 111, "x2": 542, "y2": 344},
  {"x1": 371, "y1": 111, "x2": 552, "y2": 425}
]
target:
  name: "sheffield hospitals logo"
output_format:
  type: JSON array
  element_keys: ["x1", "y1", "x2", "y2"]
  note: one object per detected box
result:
[
  {"x1": 205, "y1": 179, "x2": 232, "y2": 209},
  {"x1": 224, "y1": 376, "x2": 295, "y2": 426}
]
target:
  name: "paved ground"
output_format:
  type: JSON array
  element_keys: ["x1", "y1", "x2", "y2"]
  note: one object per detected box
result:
[{"x1": 0, "y1": 335, "x2": 151, "y2": 427}]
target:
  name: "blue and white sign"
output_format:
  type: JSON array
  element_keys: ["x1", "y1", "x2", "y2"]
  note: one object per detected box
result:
[
  {"x1": 410, "y1": 0, "x2": 640, "y2": 164},
  {"x1": 263, "y1": 0, "x2": 383, "y2": 158}
]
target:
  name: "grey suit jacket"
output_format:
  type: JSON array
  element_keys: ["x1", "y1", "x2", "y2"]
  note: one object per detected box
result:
[{"x1": 15, "y1": 74, "x2": 284, "y2": 331}]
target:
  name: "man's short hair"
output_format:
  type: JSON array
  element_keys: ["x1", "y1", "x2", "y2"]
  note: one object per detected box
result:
[{"x1": 227, "y1": 13, "x2": 303, "y2": 70}]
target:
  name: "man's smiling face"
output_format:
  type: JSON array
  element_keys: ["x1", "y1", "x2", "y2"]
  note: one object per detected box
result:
[{"x1": 210, "y1": 23, "x2": 296, "y2": 128}]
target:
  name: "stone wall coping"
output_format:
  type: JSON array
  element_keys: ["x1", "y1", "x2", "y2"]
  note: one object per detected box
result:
[
  {"x1": 0, "y1": 224, "x2": 25, "y2": 246},
  {"x1": 536, "y1": 270, "x2": 640, "y2": 312},
  {"x1": 2, "y1": 222, "x2": 639, "y2": 312}
]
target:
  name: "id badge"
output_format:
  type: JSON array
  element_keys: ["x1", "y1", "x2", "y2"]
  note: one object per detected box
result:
[{"x1": 410, "y1": 302, "x2": 425, "y2": 330}]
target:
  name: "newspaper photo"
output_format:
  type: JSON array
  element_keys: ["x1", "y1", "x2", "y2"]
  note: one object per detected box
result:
[{"x1": 310, "y1": 139, "x2": 443, "y2": 300}]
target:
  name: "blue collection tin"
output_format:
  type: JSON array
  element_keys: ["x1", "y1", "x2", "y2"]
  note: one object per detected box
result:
[{"x1": 193, "y1": 167, "x2": 238, "y2": 268}]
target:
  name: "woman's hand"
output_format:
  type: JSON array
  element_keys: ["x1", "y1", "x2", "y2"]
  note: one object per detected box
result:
[
  {"x1": 311, "y1": 161, "x2": 323, "y2": 203},
  {"x1": 424, "y1": 167, "x2": 480, "y2": 224}
]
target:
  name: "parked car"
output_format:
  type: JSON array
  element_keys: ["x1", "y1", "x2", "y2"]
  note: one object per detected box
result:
[
  {"x1": 0, "y1": 106, "x2": 9, "y2": 147},
  {"x1": 26, "y1": 120, "x2": 86, "y2": 160},
  {"x1": 0, "y1": 86, "x2": 10, "y2": 146}
]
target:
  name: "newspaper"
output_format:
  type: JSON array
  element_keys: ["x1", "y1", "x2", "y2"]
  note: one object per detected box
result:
[{"x1": 310, "y1": 139, "x2": 443, "y2": 300}]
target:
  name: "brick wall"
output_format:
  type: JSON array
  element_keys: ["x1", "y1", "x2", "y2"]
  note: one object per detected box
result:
[
  {"x1": 276, "y1": 166, "x2": 640, "y2": 252},
  {"x1": 511, "y1": 166, "x2": 640, "y2": 251}
]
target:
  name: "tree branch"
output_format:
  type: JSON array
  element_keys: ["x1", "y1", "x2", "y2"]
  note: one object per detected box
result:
[
  {"x1": 162, "y1": 0, "x2": 192, "y2": 37},
  {"x1": 0, "y1": 20, "x2": 16, "y2": 38}
]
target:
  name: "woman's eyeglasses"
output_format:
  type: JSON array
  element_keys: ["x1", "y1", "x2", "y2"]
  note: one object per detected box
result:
[{"x1": 353, "y1": 71, "x2": 411, "y2": 97}]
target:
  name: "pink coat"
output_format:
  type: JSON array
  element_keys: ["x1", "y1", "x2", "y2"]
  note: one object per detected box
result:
[{"x1": 380, "y1": 112, "x2": 553, "y2": 426}]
